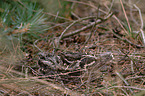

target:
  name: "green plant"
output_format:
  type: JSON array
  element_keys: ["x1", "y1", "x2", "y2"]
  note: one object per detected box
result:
[{"x1": 0, "y1": 0, "x2": 49, "y2": 52}]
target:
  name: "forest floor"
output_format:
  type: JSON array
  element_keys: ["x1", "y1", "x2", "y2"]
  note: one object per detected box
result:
[{"x1": 0, "y1": 0, "x2": 145, "y2": 96}]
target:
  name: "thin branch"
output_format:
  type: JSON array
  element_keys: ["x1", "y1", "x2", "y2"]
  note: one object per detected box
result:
[
  {"x1": 133, "y1": 4, "x2": 143, "y2": 29},
  {"x1": 110, "y1": 28, "x2": 144, "y2": 48},
  {"x1": 81, "y1": 27, "x2": 96, "y2": 51},
  {"x1": 108, "y1": 86, "x2": 145, "y2": 91},
  {"x1": 120, "y1": 0, "x2": 131, "y2": 33},
  {"x1": 34, "y1": 40, "x2": 43, "y2": 52},
  {"x1": 133, "y1": 4, "x2": 145, "y2": 46},
  {"x1": 56, "y1": 12, "x2": 113, "y2": 48},
  {"x1": 106, "y1": 0, "x2": 115, "y2": 15},
  {"x1": 61, "y1": 13, "x2": 113, "y2": 40},
  {"x1": 129, "y1": 0, "x2": 139, "y2": 25},
  {"x1": 57, "y1": 16, "x2": 101, "y2": 47},
  {"x1": 115, "y1": 71, "x2": 133, "y2": 93},
  {"x1": 30, "y1": 77, "x2": 83, "y2": 96}
]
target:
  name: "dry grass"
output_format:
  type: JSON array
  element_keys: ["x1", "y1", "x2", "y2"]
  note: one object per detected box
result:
[{"x1": 0, "y1": 0, "x2": 145, "y2": 95}]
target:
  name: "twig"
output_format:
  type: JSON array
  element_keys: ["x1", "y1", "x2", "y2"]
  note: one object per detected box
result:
[
  {"x1": 62, "y1": 21, "x2": 98, "y2": 39},
  {"x1": 57, "y1": 16, "x2": 101, "y2": 47},
  {"x1": 60, "y1": 13, "x2": 113, "y2": 40},
  {"x1": 66, "y1": 0, "x2": 129, "y2": 35},
  {"x1": 106, "y1": 0, "x2": 115, "y2": 15},
  {"x1": 110, "y1": 28, "x2": 144, "y2": 48},
  {"x1": 115, "y1": 71, "x2": 133, "y2": 93},
  {"x1": 120, "y1": 0, "x2": 131, "y2": 33},
  {"x1": 108, "y1": 85, "x2": 145, "y2": 91},
  {"x1": 129, "y1": 0, "x2": 139, "y2": 25},
  {"x1": 30, "y1": 77, "x2": 83, "y2": 96},
  {"x1": 34, "y1": 40, "x2": 43, "y2": 52},
  {"x1": 133, "y1": 4, "x2": 143, "y2": 29},
  {"x1": 125, "y1": 76, "x2": 145, "y2": 80},
  {"x1": 133, "y1": 4, "x2": 145, "y2": 46},
  {"x1": 130, "y1": 60, "x2": 134, "y2": 73},
  {"x1": 81, "y1": 27, "x2": 96, "y2": 51},
  {"x1": 140, "y1": 29, "x2": 145, "y2": 46},
  {"x1": 0, "y1": 65, "x2": 25, "y2": 76},
  {"x1": 46, "y1": 22, "x2": 70, "y2": 30}
]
